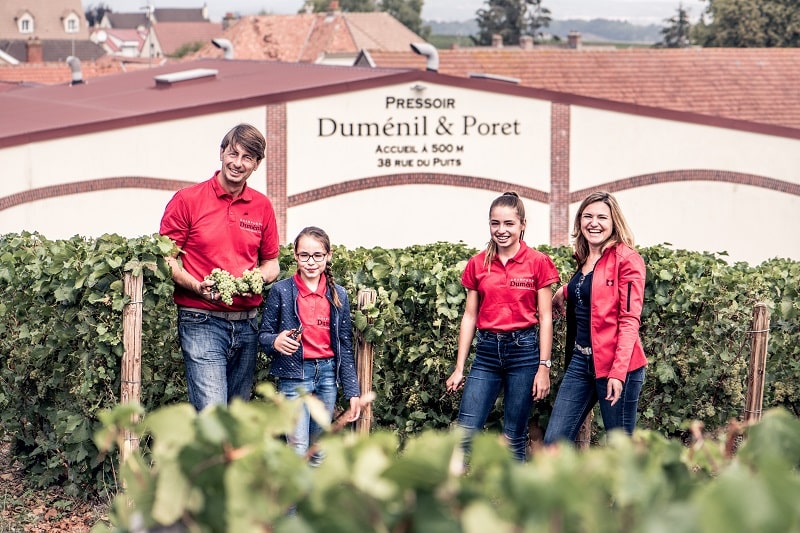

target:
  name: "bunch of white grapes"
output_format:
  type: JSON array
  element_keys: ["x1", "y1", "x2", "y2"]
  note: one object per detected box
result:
[{"x1": 206, "y1": 268, "x2": 263, "y2": 305}]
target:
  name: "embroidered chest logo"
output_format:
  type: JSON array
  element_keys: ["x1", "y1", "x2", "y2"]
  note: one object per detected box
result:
[
  {"x1": 509, "y1": 278, "x2": 537, "y2": 290},
  {"x1": 239, "y1": 218, "x2": 263, "y2": 234},
  {"x1": 317, "y1": 316, "x2": 330, "y2": 328}
]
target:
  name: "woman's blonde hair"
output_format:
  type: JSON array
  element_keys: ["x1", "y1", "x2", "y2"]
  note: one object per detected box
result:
[
  {"x1": 484, "y1": 192, "x2": 526, "y2": 268},
  {"x1": 571, "y1": 191, "x2": 635, "y2": 266}
]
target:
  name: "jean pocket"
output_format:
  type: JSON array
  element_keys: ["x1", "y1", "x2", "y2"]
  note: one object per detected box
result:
[
  {"x1": 179, "y1": 309, "x2": 209, "y2": 324},
  {"x1": 514, "y1": 328, "x2": 538, "y2": 348}
]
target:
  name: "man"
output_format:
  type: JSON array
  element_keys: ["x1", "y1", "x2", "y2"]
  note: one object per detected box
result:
[{"x1": 160, "y1": 123, "x2": 280, "y2": 410}]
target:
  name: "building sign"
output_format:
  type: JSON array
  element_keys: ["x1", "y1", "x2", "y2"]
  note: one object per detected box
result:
[{"x1": 287, "y1": 83, "x2": 552, "y2": 194}]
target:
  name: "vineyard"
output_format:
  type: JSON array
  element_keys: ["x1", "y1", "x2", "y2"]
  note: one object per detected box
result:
[{"x1": 0, "y1": 232, "x2": 798, "y2": 531}]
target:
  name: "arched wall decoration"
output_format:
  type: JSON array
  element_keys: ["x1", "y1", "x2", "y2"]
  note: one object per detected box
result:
[{"x1": 0, "y1": 177, "x2": 194, "y2": 212}]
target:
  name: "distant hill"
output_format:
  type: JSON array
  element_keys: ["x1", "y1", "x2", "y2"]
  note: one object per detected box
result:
[{"x1": 425, "y1": 18, "x2": 663, "y2": 44}]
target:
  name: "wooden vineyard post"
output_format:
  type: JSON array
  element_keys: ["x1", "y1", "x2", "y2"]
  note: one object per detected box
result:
[
  {"x1": 121, "y1": 273, "x2": 143, "y2": 465},
  {"x1": 576, "y1": 410, "x2": 593, "y2": 450},
  {"x1": 743, "y1": 302, "x2": 770, "y2": 424},
  {"x1": 355, "y1": 289, "x2": 377, "y2": 435}
]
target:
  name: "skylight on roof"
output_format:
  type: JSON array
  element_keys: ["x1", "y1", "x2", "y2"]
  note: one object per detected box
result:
[{"x1": 154, "y1": 68, "x2": 218, "y2": 87}]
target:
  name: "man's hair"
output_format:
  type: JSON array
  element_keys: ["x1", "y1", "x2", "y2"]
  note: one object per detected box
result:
[{"x1": 220, "y1": 124, "x2": 266, "y2": 162}]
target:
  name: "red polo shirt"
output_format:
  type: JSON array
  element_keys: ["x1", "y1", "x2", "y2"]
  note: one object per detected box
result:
[
  {"x1": 160, "y1": 173, "x2": 280, "y2": 311},
  {"x1": 294, "y1": 272, "x2": 333, "y2": 359},
  {"x1": 462, "y1": 241, "x2": 560, "y2": 332}
]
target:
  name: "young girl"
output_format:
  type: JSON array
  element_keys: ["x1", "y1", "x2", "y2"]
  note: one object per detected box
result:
[
  {"x1": 446, "y1": 192, "x2": 560, "y2": 461},
  {"x1": 259, "y1": 226, "x2": 361, "y2": 464}
]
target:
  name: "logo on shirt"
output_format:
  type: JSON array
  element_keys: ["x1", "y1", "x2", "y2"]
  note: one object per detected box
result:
[
  {"x1": 239, "y1": 218, "x2": 263, "y2": 234},
  {"x1": 317, "y1": 316, "x2": 330, "y2": 328},
  {"x1": 510, "y1": 277, "x2": 537, "y2": 290}
]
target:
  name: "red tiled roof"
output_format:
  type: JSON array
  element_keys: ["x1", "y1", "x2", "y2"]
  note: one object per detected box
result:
[
  {"x1": 0, "y1": 58, "x2": 126, "y2": 85},
  {"x1": 191, "y1": 12, "x2": 423, "y2": 62},
  {"x1": 365, "y1": 47, "x2": 800, "y2": 130},
  {"x1": 153, "y1": 21, "x2": 224, "y2": 56}
]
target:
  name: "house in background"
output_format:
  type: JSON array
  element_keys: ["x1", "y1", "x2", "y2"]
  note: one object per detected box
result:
[
  {"x1": 0, "y1": 0, "x2": 104, "y2": 63},
  {"x1": 97, "y1": 5, "x2": 219, "y2": 59},
  {"x1": 190, "y1": 9, "x2": 425, "y2": 64}
]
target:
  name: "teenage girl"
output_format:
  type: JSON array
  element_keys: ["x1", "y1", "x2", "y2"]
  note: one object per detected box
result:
[
  {"x1": 446, "y1": 192, "x2": 560, "y2": 461},
  {"x1": 259, "y1": 226, "x2": 361, "y2": 464}
]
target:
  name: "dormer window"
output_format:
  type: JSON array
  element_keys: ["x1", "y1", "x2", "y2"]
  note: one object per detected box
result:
[
  {"x1": 17, "y1": 12, "x2": 35, "y2": 34},
  {"x1": 63, "y1": 11, "x2": 81, "y2": 33}
]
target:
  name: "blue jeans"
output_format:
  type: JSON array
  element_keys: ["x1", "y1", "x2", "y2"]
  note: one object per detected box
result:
[
  {"x1": 544, "y1": 350, "x2": 646, "y2": 445},
  {"x1": 177, "y1": 309, "x2": 259, "y2": 411},
  {"x1": 277, "y1": 358, "x2": 338, "y2": 463},
  {"x1": 457, "y1": 327, "x2": 540, "y2": 462}
]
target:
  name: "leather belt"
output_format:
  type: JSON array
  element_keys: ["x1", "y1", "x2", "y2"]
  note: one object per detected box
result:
[
  {"x1": 179, "y1": 306, "x2": 258, "y2": 321},
  {"x1": 574, "y1": 342, "x2": 593, "y2": 355}
]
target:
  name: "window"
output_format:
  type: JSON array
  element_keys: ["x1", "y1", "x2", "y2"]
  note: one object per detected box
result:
[
  {"x1": 17, "y1": 13, "x2": 34, "y2": 34},
  {"x1": 63, "y1": 12, "x2": 80, "y2": 34}
]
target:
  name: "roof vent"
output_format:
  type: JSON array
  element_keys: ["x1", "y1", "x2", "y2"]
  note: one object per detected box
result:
[
  {"x1": 154, "y1": 68, "x2": 218, "y2": 88},
  {"x1": 212, "y1": 38, "x2": 234, "y2": 59},
  {"x1": 410, "y1": 42, "x2": 439, "y2": 72},
  {"x1": 468, "y1": 72, "x2": 520, "y2": 84},
  {"x1": 66, "y1": 56, "x2": 83, "y2": 85}
]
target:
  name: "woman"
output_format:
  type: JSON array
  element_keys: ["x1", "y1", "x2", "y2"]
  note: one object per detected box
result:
[
  {"x1": 446, "y1": 192, "x2": 560, "y2": 461},
  {"x1": 544, "y1": 191, "x2": 647, "y2": 445},
  {"x1": 259, "y1": 226, "x2": 361, "y2": 465}
]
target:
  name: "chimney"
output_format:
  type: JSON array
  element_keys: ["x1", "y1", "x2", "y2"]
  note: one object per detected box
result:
[
  {"x1": 222, "y1": 12, "x2": 237, "y2": 30},
  {"x1": 519, "y1": 35, "x2": 534, "y2": 50},
  {"x1": 491, "y1": 34, "x2": 503, "y2": 48},
  {"x1": 26, "y1": 37, "x2": 43, "y2": 63},
  {"x1": 202, "y1": 2, "x2": 209, "y2": 21},
  {"x1": 568, "y1": 31, "x2": 582, "y2": 49}
]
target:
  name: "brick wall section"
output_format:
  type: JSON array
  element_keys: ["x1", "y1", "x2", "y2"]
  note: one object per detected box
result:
[
  {"x1": 550, "y1": 103, "x2": 571, "y2": 246},
  {"x1": 288, "y1": 174, "x2": 550, "y2": 207},
  {"x1": 265, "y1": 103, "x2": 288, "y2": 243},
  {"x1": 0, "y1": 177, "x2": 193, "y2": 211}
]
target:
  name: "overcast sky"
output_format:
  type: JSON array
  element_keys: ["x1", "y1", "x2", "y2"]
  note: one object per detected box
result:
[{"x1": 100, "y1": 0, "x2": 691, "y2": 25}]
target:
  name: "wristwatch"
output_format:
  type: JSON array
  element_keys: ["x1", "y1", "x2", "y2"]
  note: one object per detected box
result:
[{"x1": 539, "y1": 359, "x2": 552, "y2": 368}]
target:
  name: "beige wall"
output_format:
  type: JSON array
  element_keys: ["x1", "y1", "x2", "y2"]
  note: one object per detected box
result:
[
  {"x1": 569, "y1": 106, "x2": 800, "y2": 264},
  {"x1": 0, "y1": 108, "x2": 268, "y2": 238},
  {"x1": 287, "y1": 84, "x2": 552, "y2": 191},
  {"x1": 1, "y1": 83, "x2": 798, "y2": 266}
]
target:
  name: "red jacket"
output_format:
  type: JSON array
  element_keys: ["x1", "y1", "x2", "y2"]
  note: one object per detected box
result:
[{"x1": 564, "y1": 243, "x2": 647, "y2": 382}]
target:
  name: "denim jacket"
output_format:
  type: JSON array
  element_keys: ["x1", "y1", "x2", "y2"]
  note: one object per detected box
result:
[{"x1": 258, "y1": 277, "x2": 361, "y2": 399}]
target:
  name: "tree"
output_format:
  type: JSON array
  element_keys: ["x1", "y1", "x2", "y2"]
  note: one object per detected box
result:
[
  {"x1": 658, "y1": 4, "x2": 693, "y2": 47},
  {"x1": 302, "y1": 0, "x2": 377, "y2": 11},
  {"x1": 473, "y1": 0, "x2": 551, "y2": 46},
  {"x1": 691, "y1": 0, "x2": 800, "y2": 47},
  {"x1": 84, "y1": 2, "x2": 111, "y2": 28},
  {"x1": 382, "y1": 0, "x2": 430, "y2": 39}
]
